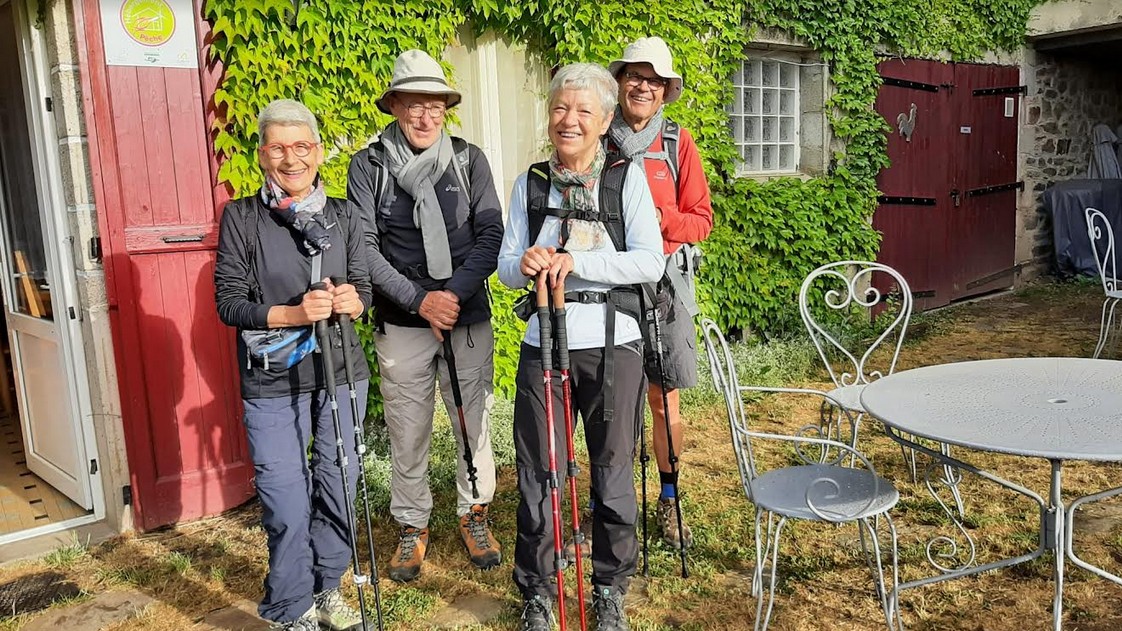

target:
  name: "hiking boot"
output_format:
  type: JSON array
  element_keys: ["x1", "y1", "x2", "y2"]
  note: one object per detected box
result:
[
  {"x1": 563, "y1": 510, "x2": 592, "y2": 561},
  {"x1": 592, "y1": 586, "x2": 630, "y2": 631},
  {"x1": 519, "y1": 594, "x2": 555, "y2": 631},
  {"x1": 268, "y1": 606, "x2": 319, "y2": 630},
  {"x1": 388, "y1": 525, "x2": 429, "y2": 583},
  {"x1": 460, "y1": 504, "x2": 502, "y2": 569},
  {"x1": 656, "y1": 497, "x2": 693, "y2": 550},
  {"x1": 314, "y1": 587, "x2": 363, "y2": 630}
]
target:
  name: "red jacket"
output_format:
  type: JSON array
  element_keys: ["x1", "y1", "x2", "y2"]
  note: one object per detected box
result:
[{"x1": 638, "y1": 126, "x2": 713, "y2": 254}]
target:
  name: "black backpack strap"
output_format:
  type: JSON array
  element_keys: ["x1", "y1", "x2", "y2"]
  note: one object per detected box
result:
[
  {"x1": 526, "y1": 161, "x2": 552, "y2": 246},
  {"x1": 241, "y1": 199, "x2": 261, "y2": 302},
  {"x1": 451, "y1": 136, "x2": 472, "y2": 201},
  {"x1": 598, "y1": 154, "x2": 629, "y2": 252}
]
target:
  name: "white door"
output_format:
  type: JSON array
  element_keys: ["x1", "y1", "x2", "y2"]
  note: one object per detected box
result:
[{"x1": 0, "y1": 0, "x2": 92, "y2": 510}]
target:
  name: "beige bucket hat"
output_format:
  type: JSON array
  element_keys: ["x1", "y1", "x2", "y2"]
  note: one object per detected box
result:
[
  {"x1": 375, "y1": 49, "x2": 462, "y2": 114},
  {"x1": 608, "y1": 36, "x2": 684, "y2": 104}
]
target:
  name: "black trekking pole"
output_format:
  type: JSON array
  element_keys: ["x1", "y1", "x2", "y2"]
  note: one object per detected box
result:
[
  {"x1": 638, "y1": 290, "x2": 653, "y2": 577},
  {"x1": 309, "y1": 283, "x2": 372, "y2": 630},
  {"x1": 442, "y1": 332, "x2": 480, "y2": 499},
  {"x1": 551, "y1": 278, "x2": 588, "y2": 631},
  {"x1": 335, "y1": 310, "x2": 386, "y2": 631},
  {"x1": 647, "y1": 295, "x2": 690, "y2": 579},
  {"x1": 537, "y1": 273, "x2": 568, "y2": 629}
]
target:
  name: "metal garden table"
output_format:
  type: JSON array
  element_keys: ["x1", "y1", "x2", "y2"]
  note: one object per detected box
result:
[{"x1": 860, "y1": 357, "x2": 1122, "y2": 630}]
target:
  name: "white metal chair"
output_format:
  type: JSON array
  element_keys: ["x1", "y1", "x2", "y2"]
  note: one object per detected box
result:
[
  {"x1": 700, "y1": 318, "x2": 901, "y2": 631},
  {"x1": 1085, "y1": 207, "x2": 1121, "y2": 359}
]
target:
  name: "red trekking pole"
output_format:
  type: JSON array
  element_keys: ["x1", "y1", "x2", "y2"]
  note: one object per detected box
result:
[
  {"x1": 536, "y1": 273, "x2": 567, "y2": 628},
  {"x1": 551, "y1": 277, "x2": 589, "y2": 631}
]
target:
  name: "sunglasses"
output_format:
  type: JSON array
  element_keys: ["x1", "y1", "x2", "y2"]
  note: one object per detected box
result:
[{"x1": 622, "y1": 71, "x2": 669, "y2": 90}]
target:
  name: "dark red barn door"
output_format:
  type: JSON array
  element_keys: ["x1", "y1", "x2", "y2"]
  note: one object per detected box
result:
[{"x1": 874, "y1": 59, "x2": 1020, "y2": 310}]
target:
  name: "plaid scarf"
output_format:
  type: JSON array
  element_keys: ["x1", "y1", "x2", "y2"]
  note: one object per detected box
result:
[{"x1": 260, "y1": 176, "x2": 332, "y2": 254}]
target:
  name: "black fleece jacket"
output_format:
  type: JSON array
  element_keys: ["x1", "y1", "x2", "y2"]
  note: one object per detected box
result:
[
  {"x1": 214, "y1": 195, "x2": 372, "y2": 399},
  {"x1": 346, "y1": 140, "x2": 503, "y2": 328}
]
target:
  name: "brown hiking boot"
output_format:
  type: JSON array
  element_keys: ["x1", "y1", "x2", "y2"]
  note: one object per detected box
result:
[
  {"x1": 460, "y1": 504, "x2": 501, "y2": 569},
  {"x1": 656, "y1": 497, "x2": 693, "y2": 550},
  {"x1": 388, "y1": 525, "x2": 429, "y2": 582},
  {"x1": 563, "y1": 509, "x2": 592, "y2": 561}
]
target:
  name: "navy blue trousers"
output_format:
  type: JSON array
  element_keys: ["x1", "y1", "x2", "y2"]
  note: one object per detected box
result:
[{"x1": 242, "y1": 382, "x2": 369, "y2": 623}]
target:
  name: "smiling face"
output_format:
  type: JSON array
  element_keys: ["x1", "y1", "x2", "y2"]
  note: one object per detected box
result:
[
  {"x1": 258, "y1": 123, "x2": 323, "y2": 199},
  {"x1": 548, "y1": 87, "x2": 612, "y2": 171},
  {"x1": 617, "y1": 62, "x2": 667, "y2": 130},
  {"x1": 387, "y1": 92, "x2": 448, "y2": 151}
]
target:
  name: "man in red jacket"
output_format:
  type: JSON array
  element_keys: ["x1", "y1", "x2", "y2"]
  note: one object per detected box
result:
[{"x1": 606, "y1": 36, "x2": 713, "y2": 551}]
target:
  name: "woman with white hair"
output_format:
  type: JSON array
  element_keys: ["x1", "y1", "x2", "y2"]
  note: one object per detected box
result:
[
  {"x1": 215, "y1": 99, "x2": 371, "y2": 631},
  {"x1": 498, "y1": 63, "x2": 664, "y2": 631}
]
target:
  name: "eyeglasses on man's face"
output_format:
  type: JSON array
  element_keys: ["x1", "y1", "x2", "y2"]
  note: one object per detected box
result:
[
  {"x1": 622, "y1": 71, "x2": 669, "y2": 91},
  {"x1": 259, "y1": 141, "x2": 319, "y2": 160},
  {"x1": 403, "y1": 102, "x2": 447, "y2": 119}
]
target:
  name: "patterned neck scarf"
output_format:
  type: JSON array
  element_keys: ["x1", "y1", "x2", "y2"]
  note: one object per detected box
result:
[
  {"x1": 260, "y1": 175, "x2": 332, "y2": 254},
  {"x1": 549, "y1": 147, "x2": 607, "y2": 250}
]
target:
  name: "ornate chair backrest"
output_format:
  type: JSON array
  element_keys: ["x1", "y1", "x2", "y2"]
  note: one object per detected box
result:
[
  {"x1": 798, "y1": 261, "x2": 913, "y2": 389},
  {"x1": 1086, "y1": 208, "x2": 1117, "y2": 295},
  {"x1": 700, "y1": 318, "x2": 882, "y2": 523},
  {"x1": 701, "y1": 318, "x2": 757, "y2": 495}
]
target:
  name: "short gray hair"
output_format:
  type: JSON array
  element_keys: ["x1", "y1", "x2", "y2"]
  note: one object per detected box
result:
[
  {"x1": 257, "y1": 99, "x2": 321, "y2": 145},
  {"x1": 548, "y1": 63, "x2": 617, "y2": 117}
]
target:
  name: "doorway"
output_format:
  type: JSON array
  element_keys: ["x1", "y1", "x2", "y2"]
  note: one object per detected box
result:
[{"x1": 0, "y1": 0, "x2": 97, "y2": 539}]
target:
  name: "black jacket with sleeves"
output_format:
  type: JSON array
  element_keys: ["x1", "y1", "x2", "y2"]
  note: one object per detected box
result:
[
  {"x1": 346, "y1": 140, "x2": 504, "y2": 328},
  {"x1": 215, "y1": 194, "x2": 372, "y2": 400}
]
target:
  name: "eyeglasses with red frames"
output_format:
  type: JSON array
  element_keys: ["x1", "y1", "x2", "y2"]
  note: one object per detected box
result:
[
  {"x1": 258, "y1": 141, "x2": 319, "y2": 160},
  {"x1": 622, "y1": 71, "x2": 669, "y2": 90}
]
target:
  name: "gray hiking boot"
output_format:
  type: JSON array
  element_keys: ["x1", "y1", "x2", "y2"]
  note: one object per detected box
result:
[
  {"x1": 656, "y1": 497, "x2": 694, "y2": 550},
  {"x1": 268, "y1": 606, "x2": 319, "y2": 630},
  {"x1": 315, "y1": 587, "x2": 363, "y2": 630},
  {"x1": 592, "y1": 586, "x2": 630, "y2": 631},
  {"x1": 519, "y1": 594, "x2": 555, "y2": 631}
]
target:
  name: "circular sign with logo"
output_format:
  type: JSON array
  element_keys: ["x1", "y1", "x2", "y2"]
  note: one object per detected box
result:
[{"x1": 119, "y1": 0, "x2": 176, "y2": 47}]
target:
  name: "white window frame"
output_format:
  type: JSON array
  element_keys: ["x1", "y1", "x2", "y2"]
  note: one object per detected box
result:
[{"x1": 731, "y1": 53, "x2": 802, "y2": 176}]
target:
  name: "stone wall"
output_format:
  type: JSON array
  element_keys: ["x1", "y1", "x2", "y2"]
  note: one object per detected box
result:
[
  {"x1": 1017, "y1": 48, "x2": 1122, "y2": 277},
  {"x1": 40, "y1": 0, "x2": 130, "y2": 534}
]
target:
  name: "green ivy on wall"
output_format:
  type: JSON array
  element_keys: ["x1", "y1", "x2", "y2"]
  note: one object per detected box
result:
[{"x1": 206, "y1": 0, "x2": 1043, "y2": 409}]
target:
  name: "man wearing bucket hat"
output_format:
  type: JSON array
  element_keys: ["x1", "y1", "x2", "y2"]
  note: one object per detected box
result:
[
  {"x1": 605, "y1": 36, "x2": 713, "y2": 554},
  {"x1": 347, "y1": 49, "x2": 504, "y2": 583}
]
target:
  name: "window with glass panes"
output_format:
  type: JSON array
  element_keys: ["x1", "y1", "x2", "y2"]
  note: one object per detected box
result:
[{"x1": 730, "y1": 58, "x2": 800, "y2": 174}]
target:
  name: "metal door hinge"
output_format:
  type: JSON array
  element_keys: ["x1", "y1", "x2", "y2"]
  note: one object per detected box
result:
[
  {"x1": 967, "y1": 181, "x2": 1025, "y2": 197},
  {"x1": 89, "y1": 459, "x2": 98, "y2": 475},
  {"x1": 881, "y1": 76, "x2": 939, "y2": 93},
  {"x1": 45, "y1": 97, "x2": 52, "y2": 112},
  {"x1": 89, "y1": 236, "x2": 102, "y2": 262},
  {"x1": 973, "y1": 85, "x2": 1027, "y2": 97},
  {"x1": 69, "y1": 306, "x2": 77, "y2": 320},
  {"x1": 122, "y1": 485, "x2": 133, "y2": 506},
  {"x1": 877, "y1": 195, "x2": 936, "y2": 206}
]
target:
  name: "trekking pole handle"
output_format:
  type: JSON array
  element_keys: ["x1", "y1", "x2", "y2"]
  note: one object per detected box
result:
[
  {"x1": 337, "y1": 313, "x2": 358, "y2": 386},
  {"x1": 442, "y1": 336, "x2": 465, "y2": 407},
  {"x1": 310, "y1": 282, "x2": 337, "y2": 383},
  {"x1": 551, "y1": 280, "x2": 569, "y2": 371},
  {"x1": 535, "y1": 273, "x2": 552, "y2": 370}
]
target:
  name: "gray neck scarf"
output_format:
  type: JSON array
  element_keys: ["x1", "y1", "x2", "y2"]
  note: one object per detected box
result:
[
  {"x1": 607, "y1": 105, "x2": 664, "y2": 159},
  {"x1": 380, "y1": 122, "x2": 454, "y2": 279}
]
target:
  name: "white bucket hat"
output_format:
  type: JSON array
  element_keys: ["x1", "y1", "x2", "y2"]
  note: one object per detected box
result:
[
  {"x1": 608, "y1": 36, "x2": 684, "y2": 104},
  {"x1": 376, "y1": 49, "x2": 462, "y2": 114}
]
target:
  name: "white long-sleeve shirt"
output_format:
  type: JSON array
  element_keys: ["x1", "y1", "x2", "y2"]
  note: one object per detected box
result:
[{"x1": 498, "y1": 161, "x2": 664, "y2": 349}]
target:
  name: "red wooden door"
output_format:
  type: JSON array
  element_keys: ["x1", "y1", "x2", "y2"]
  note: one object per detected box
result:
[
  {"x1": 76, "y1": 1, "x2": 252, "y2": 529},
  {"x1": 950, "y1": 64, "x2": 1020, "y2": 299},
  {"x1": 874, "y1": 59, "x2": 955, "y2": 311},
  {"x1": 873, "y1": 59, "x2": 1020, "y2": 310}
]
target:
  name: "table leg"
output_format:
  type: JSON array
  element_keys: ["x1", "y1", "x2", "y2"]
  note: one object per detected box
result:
[{"x1": 1048, "y1": 461, "x2": 1064, "y2": 631}]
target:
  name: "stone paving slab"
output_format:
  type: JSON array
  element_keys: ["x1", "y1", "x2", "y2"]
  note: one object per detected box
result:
[
  {"x1": 194, "y1": 598, "x2": 268, "y2": 631},
  {"x1": 23, "y1": 589, "x2": 155, "y2": 631},
  {"x1": 428, "y1": 593, "x2": 505, "y2": 628}
]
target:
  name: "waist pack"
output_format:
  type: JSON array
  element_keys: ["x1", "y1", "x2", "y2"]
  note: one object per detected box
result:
[{"x1": 241, "y1": 326, "x2": 318, "y2": 371}]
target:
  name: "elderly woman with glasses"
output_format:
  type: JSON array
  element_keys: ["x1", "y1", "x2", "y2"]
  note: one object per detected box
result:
[
  {"x1": 498, "y1": 63, "x2": 664, "y2": 631},
  {"x1": 215, "y1": 98, "x2": 372, "y2": 631}
]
